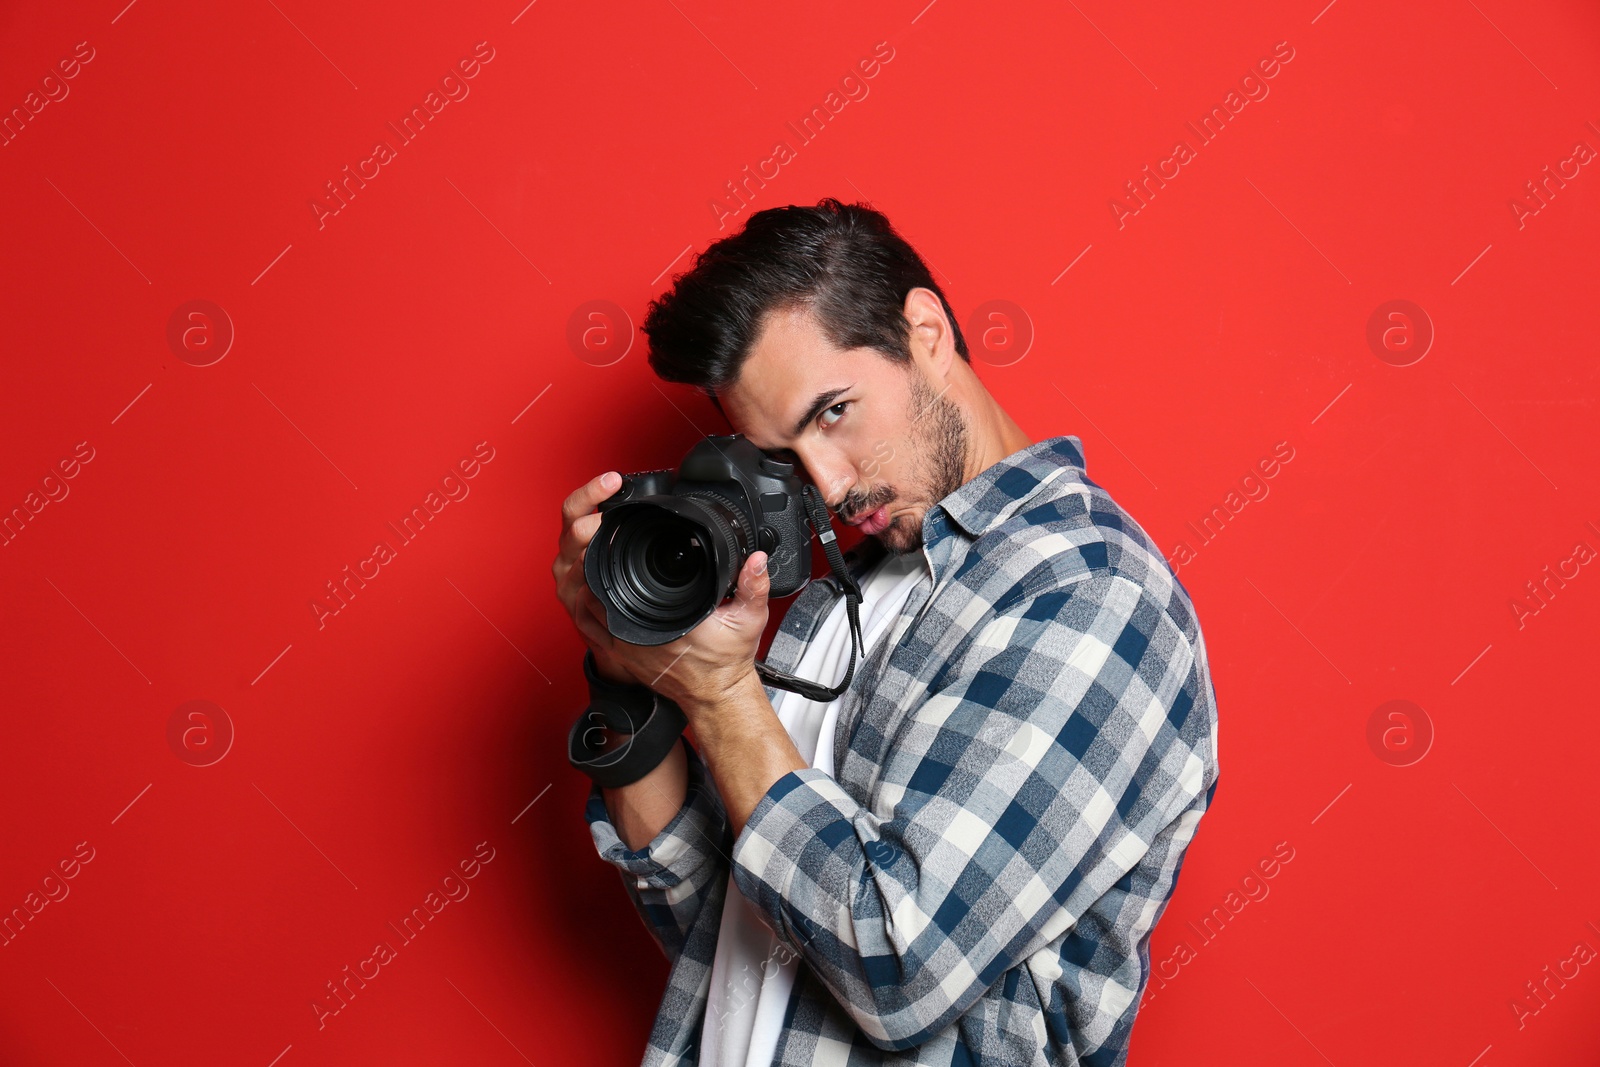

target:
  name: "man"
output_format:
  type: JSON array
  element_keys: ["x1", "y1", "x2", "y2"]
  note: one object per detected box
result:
[{"x1": 551, "y1": 198, "x2": 1220, "y2": 1066}]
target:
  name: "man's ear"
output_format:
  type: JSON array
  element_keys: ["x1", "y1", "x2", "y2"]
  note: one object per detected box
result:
[{"x1": 903, "y1": 287, "x2": 955, "y2": 378}]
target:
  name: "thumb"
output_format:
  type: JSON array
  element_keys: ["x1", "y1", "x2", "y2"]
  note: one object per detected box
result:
[{"x1": 737, "y1": 550, "x2": 771, "y2": 609}]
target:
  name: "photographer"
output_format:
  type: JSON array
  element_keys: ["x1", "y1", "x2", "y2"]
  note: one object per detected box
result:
[{"x1": 551, "y1": 199, "x2": 1220, "y2": 1066}]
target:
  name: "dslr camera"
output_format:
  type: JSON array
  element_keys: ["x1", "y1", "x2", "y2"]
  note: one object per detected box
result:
[{"x1": 584, "y1": 434, "x2": 817, "y2": 645}]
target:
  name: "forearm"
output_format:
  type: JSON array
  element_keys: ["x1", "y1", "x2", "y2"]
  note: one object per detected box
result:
[
  {"x1": 682, "y1": 670, "x2": 808, "y2": 841},
  {"x1": 583, "y1": 730, "x2": 733, "y2": 965},
  {"x1": 599, "y1": 726, "x2": 689, "y2": 851}
]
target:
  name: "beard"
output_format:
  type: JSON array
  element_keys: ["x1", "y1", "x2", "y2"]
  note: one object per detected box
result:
[{"x1": 876, "y1": 366, "x2": 970, "y2": 555}]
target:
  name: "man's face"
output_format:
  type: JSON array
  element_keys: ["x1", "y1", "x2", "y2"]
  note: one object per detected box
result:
[{"x1": 719, "y1": 305, "x2": 970, "y2": 556}]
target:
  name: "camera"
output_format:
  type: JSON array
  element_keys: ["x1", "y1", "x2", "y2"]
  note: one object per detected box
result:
[{"x1": 584, "y1": 434, "x2": 817, "y2": 646}]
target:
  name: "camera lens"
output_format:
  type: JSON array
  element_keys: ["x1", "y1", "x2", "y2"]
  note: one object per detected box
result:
[
  {"x1": 589, "y1": 494, "x2": 751, "y2": 643},
  {"x1": 609, "y1": 510, "x2": 713, "y2": 627},
  {"x1": 644, "y1": 527, "x2": 702, "y2": 588}
]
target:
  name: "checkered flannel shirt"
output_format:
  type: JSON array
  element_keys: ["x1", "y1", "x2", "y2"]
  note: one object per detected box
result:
[{"x1": 583, "y1": 434, "x2": 1221, "y2": 1066}]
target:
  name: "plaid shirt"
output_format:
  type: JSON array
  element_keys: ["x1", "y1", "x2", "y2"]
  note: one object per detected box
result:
[{"x1": 583, "y1": 435, "x2": 1221, "y2": 1066}]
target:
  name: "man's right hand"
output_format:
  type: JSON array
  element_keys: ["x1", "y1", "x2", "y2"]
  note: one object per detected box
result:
[{"x1": 552, "y1": 470, "x2": 637, "y2": 687}]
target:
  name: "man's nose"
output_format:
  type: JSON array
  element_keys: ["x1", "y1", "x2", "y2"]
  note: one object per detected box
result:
[{"x1": 793, "y1": 448, "x2": 856, "y2": 515}]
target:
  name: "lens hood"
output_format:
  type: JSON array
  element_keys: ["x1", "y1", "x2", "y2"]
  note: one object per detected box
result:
[{"x1": 584, "y1": 491, "x2": 751, "y2": 645}]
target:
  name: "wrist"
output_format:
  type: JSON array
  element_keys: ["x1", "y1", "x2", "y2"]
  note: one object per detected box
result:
[
  {"x1": 586, "y1": 648, "x2": 638, "y2": 688},
  {"x1": 592, "y1": 659, "x2": 634, "y2": 687},
  {"x1": 570, "y1": 655, "x2": 689, "y2": 788},
  {"x1": 679, "y1": 668, "x2": 763, "y2": 726}
]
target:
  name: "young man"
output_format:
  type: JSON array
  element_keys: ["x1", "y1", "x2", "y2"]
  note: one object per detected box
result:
[{"x1": 551, "y1": 198, "x2": 1220, "y2": 1066}]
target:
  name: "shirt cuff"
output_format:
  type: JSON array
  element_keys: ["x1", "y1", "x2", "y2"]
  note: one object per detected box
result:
[{"x1": 584, "y1": 738, "x2": 725, "y2": 890}]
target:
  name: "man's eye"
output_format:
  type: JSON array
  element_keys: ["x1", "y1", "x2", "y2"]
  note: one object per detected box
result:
[{"x1": 819, "y1": 401, "x2": 849, "y2": 428}]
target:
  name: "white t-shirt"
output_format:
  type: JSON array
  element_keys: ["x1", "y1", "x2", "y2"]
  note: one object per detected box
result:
[{"x1": 701, "y1": 549, "x2": 930, "y2": 1067}]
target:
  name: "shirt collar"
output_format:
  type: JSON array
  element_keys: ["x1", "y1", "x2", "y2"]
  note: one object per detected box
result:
[
  {"x1": 927, "y1": 434, "x2": 1087, "y2": 540},
  {"x1": 824, "y1": 435, "x2": 1088, "y2": 596}
]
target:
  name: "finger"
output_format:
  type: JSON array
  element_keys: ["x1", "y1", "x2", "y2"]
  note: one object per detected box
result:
[
  {"x1": 557, "y1": 511, "x2": 606, "y2": 566},
  {"x1": 574, "y1": 597, "x2": 615, "y2": 652},
  {"x1": 553, "y1": 547, "x2": 587, "y2": 606},
  {"x1": 556, "y1": 551, "x2": 607, "y2": 632},
  {"x1": 561, "y1": 471, "x2": 622, "y2": 529},
  {"x1": 553, "y1": 569, "x2": 582, "y2": 622},
  {"x1": 581, "y1": 587, "x2": 610, "y2": 629}
]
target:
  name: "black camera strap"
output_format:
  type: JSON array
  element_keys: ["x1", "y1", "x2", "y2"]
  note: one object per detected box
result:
[{"x1": 753, "y1": 483, "x2": 866, "y2": 704}]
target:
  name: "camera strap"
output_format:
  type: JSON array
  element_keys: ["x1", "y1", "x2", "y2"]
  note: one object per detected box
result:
[{"x1": 753, "y1": 483, "x2": 866, "y2": 704}]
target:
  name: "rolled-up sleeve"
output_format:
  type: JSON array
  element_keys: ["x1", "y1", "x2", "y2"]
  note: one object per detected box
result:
[
  {"x1": 585, "y1": 737, "x2": 734, "y2": 965},
  {"x1": 728, "y1": 572, "x2": 1216, "y2": 1051}
]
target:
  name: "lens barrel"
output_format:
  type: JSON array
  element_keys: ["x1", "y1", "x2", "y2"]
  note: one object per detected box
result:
[{"x1": 588, "y1": 491, "x2": 754, "y2": 644}]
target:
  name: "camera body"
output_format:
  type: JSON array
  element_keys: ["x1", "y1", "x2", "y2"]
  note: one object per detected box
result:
[{"x1": 584, "y1": 434, "x2": 815, "y2": 646}]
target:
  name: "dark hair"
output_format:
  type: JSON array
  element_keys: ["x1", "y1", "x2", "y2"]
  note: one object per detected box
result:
[{"x1": 642, "y1": 198, "x2": 969, "y2": 407}]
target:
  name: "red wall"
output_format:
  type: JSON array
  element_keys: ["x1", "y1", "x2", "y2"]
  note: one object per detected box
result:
[{"x1": 3, "y1": 0, "x2": 1597, "y2": 1063}]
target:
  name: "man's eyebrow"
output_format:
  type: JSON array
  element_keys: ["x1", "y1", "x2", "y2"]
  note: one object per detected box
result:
[{"x1": 788, "y1": 386, "x2": 851, "y2": 439}]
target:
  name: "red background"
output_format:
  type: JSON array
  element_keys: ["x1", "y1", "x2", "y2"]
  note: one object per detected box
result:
[{"x1": 3, "y1": 0, "x2": 1598, "y2": 1063}]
